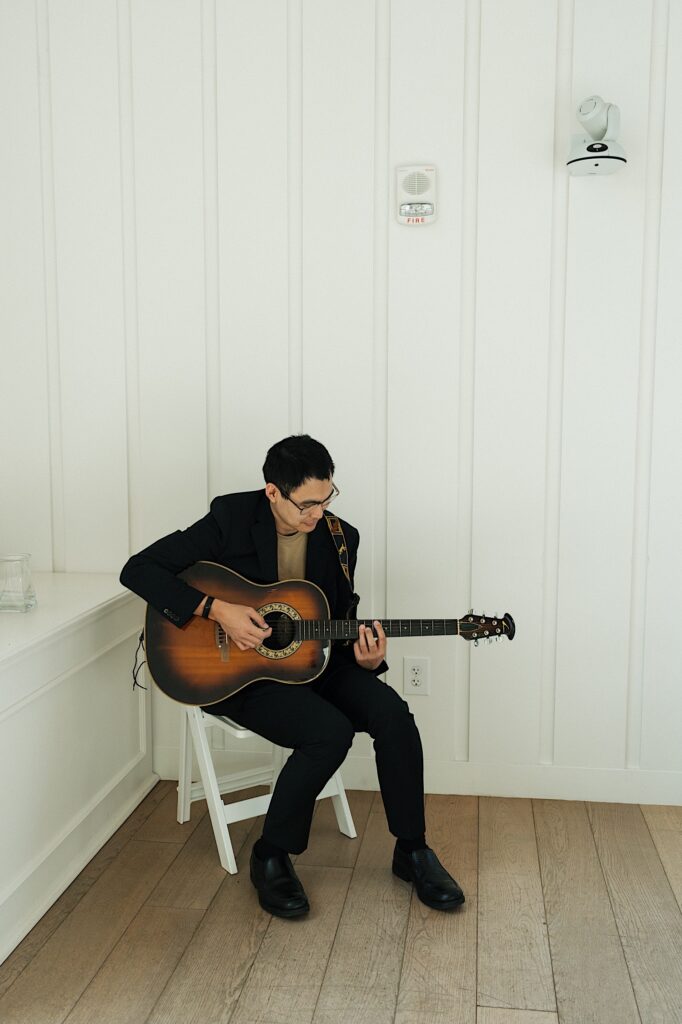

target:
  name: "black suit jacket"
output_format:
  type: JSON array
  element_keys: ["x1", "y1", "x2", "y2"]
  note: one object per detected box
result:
[{"x1": 120, "y1": 489, "x2": 388, "y2": 675}]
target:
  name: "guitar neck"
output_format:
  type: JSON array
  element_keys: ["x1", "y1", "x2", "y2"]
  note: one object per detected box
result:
[{"x1": 296, "y1": 618, "x2": 461, "y2": 640}]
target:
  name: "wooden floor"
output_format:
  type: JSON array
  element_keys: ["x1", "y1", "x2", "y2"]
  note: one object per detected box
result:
[{"x1": 1, "y1": 784, "x2": 682, "y2": 1024}]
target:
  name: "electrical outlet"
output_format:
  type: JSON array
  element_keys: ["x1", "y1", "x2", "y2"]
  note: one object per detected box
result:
[{"x1": 403, "y1": 656, "x2": 430, "y2": 695}]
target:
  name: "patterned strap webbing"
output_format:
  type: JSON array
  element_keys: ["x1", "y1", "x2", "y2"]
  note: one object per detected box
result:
[
  {"x1": 325, "y1": 513, "x2": 353, "y2": 589},
  {"x1": 325, "y1": 514, "x2": 360, "y2": 642}
]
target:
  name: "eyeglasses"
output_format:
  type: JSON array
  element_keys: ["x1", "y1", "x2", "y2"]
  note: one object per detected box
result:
[{"x1": 280, "y1": 482, "x2": 340, "y2": 515}]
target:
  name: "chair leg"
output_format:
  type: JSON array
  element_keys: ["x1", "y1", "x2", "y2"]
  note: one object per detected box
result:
[
  {"x1": 187, "y1": 708, "x2": 238, "y2": 873},
  {"x1": 177, "y1": 708, "x2": 193, "y2": 823},
  {"x1": 330, "y1": 770, "x2": 357, "y2": 838}
]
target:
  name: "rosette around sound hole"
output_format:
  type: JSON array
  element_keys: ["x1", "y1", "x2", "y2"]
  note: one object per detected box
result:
[{"x1": 260, "y1": 610, "x2": 296, "y2": 652}]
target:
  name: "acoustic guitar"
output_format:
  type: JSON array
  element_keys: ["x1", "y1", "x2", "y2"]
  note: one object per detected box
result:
[{"x1": 144, "y1": 561, "x2": 516, "y2": 705}]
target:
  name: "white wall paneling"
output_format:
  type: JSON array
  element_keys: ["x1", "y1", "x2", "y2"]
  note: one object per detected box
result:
[
  {"x1": 216, "y1": 0, "x2": 290, "y2": 489},
  {"x1": 625, "y1": 0, "x2": 671, "y2": 769},
  {"x1": 451, "y1": 0, "x2": 482, "y2": 763},
  {"x1": 554, "y1": 0, "x2": 654, "y2": 770},
  {"x1": 130, "y1": 0, "x2": 207, "y2": 548},
  {"x1": 0, "y1": 2, "x2": 54, "y2": 571},
  {"x1": 538, "y1": 0, "x2": 574, "y2": 766},
  {"x1": 369, "y1": 0, "x2": 390, "y2": 629},
  {"x1": 301, "y1": 0, "x2": 378, "y2": 536},
  {"x1": 48, "y1": 0, "x2": 130, "y2": 572},
  {"x1": 470, "y1": 0, "x2": 558, "y2": 767},
  {"x1": 387, "y1": 0, "x2": 467, "y2": 767},
  {"x1": 117, "y1": 0, "x2": 143, "y2": 559},
  {"x1": 37, "y1": 0, "x2": 66, "y2": 573},
  {"x1": 287, "y1": 0, "x2": 304, "y2": 436},
  {"x1": 2, "y1": 0, "x2": 681, "y2": 810},
  {"x1": 201, "y1": 0, "x2": 222, "y2": 502},
  {"x1": 0, "y1": 577, "x2": 155, "y2": 965},
  {"x1": 639, "y1": 0, "x2": 682, "y2": 773},
  {"x1": 299, "y1": 0, "x2": 380, "y2": 764}
]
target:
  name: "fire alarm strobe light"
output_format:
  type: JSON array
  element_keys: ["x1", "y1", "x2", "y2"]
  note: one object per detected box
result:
[{"x1": 397, "y1": 165, "x2": 437, "y2": 224}]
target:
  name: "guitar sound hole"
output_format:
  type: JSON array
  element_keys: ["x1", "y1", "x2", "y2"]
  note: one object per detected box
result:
[{"x1": 260, "y1": 611, "x2": 296, "y2": 652}]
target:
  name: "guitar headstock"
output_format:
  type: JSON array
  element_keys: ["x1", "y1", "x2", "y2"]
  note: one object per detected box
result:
[{"x1": 459, "y1": 611, "x2": 515, "y2": 644}]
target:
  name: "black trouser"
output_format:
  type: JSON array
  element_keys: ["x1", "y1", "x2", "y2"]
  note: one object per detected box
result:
[{"x1": 203, "y1": 660, "x2": 426, "y2": 854}]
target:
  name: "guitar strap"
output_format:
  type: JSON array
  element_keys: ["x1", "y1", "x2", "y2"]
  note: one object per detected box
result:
[
  {"x1": 324, "y1": 513, "x2": 354, "y2": 590},
  {"x1": 324, "y1": 514, "x2": 360, "y2": 631}
]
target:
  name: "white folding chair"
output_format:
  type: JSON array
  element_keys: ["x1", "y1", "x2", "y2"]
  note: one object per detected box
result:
[{"x1": 177, "y1": 705, "x2": 357, "y2": 873}]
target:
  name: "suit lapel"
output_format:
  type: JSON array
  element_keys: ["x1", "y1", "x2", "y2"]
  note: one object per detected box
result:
[
  {"x1": 305, "y1": 518, "x2": 332, "y2": 590},
  {"x1": 251, "y1": 492, "x2": 278, "y2": 583}
]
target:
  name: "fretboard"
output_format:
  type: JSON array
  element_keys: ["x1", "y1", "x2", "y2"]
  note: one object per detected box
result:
[{"x1": 294, "y1": 619, "x2": 460, "y2": 641}]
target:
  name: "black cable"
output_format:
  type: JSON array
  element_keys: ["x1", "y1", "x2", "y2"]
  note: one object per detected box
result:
[{"x1": 132, "y1": 630, "x2": 148, "y2": 691}]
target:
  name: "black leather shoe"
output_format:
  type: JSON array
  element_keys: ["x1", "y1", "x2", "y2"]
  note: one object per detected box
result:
[
  {"x1": 392, "y1": 844, "x2": 465, "y2": 910},
  {"x1": 249, "y1": 846, "x2": 310, "y2": 918}
]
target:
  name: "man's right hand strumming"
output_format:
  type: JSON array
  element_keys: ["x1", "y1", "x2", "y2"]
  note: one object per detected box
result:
[{"x1": 195, "y1": 597, "x2": 272, "y2": 651}]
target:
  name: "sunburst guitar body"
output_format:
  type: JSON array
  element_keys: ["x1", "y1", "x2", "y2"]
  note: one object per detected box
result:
[{"x1": 144, "y1": 562, "x2": 515, "y2": 705}]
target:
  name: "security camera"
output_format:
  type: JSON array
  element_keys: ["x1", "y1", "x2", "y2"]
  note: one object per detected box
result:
[{"x1": 567, "y1": 95, "x2": 627, "y2": 176}]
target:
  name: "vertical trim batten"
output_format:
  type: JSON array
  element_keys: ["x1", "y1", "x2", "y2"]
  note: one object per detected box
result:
[
  {"x1": 371, "y1": 0, "x2": 390, "y2": 624},
  {"x1": 538, "y1": 0, "x2": 574, "y2": 765},
  {"x1": 625, "y1": 0, "x2": 670, "y2": 769},
  {"x1": 116, "y1": 0, "x2": 141, "y2": 555},
  {"x1": 453, "y1": 0, "x2": 482, "y2": 762},
  {"x1": 36, "y1": 0, "x2": 65, "y2": 572},
  {"x1": 287, "y1": 0, "x2": 303, "y2": 434},
  {"x1": 201, "y1": 0, "x2": 221, "y2": 502}
]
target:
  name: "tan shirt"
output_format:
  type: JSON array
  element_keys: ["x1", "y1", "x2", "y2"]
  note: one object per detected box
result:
[{"x1": 277, "y1": 530, "x2": 308, "y2": 581}]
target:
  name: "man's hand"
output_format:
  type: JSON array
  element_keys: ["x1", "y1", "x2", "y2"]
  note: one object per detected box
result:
[
  {"x1": 210, "y1": 599, "x2": 272, "y2": 651},
  {"x1": 353, "y1": 621, "x2": 387, "y2": 671}
]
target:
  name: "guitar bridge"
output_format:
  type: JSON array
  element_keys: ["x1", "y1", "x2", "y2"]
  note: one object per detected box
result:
[{"x1": 215, "y1": 623, "x2": 229, "y2": 662}]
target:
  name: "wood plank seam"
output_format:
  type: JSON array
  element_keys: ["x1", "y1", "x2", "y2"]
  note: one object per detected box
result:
[
  {"x1": 308, "y1": 791, "x2": 403, "y2": 1024},
  {"x1": 139, "y1": 814, "x2": 269, "y2": 1024},
  {"x1": 62, "y1": 905, "x2": 200, "y2": 1024},
  {"x1": 306, "y1": 812, "x2": 369, "y2": 1024},
  {"x1": 476, "y1": 795, "x2": 481, "y2": 1012},
  {"x1": 585, "y1": 803, "x2": 645, "y2": 1024},
  {"x1": 530, "y1": 800, "x2": 559, "y2": 1015},
  {"x1": 392, "y1": 862, "x2": 414, "y2": 1023},
  {"x1": 639, "y1": 804, "x2": 682, "y2": 916},
  {"x1": 225, "y1": 911, "x2": 275, "y2": 1024}
]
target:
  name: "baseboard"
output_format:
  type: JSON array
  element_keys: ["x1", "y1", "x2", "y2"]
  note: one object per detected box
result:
[
  {"x1": 0, "y1": 770, "x2": 158, "y2": 968},
  {"x1": 154, "y1": 744, "x2": 682, "y2": 806},
  {"x1": 345, "y1": 755, "x2": 682, "y2": 805}
]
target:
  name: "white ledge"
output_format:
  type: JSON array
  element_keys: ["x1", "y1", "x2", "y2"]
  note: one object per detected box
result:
[
  {"x1": 0, "y1": 573, "x2": 145, "y2": 715},
  {"x1": 0, "y1": 572, "x2": 134, "y2": 663}
]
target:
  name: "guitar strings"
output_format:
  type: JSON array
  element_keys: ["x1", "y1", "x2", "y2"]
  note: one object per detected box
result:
[
  {"x1": 252, "y1": 621, "x2": 463, "y2": 640},
  {"x1": 216, "y1": 620, "x2": 492, "y2": 647},
  {"x1": 215, "y1": 615, "x2": 492, "y2": 642},
  {"x1": 262, "y1": 620, "x2": 460, "y2": 628}
]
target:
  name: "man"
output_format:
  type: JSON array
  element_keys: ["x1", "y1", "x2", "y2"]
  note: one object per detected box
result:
[{"x1": 120, "y1": 434, "x2": 464, "y2": 918}]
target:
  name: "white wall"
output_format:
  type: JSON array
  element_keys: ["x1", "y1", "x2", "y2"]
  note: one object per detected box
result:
[{"x1": 1, "y1": 0, "x2": 680, "y2": 802}]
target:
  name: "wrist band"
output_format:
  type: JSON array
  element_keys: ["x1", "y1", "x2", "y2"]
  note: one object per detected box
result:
[{"x1": 202, "y1": 595, "x2": 215, "y2": 619}]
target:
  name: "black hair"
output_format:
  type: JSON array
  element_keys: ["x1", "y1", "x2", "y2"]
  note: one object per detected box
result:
[{"x1": 262, "y1": 434, "x2": 335, "y2": 494}]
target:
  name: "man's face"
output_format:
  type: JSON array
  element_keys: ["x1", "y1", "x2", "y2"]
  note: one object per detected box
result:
[{"x1": 265, "y1": 477, "x2": 335, "y2": 534}]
